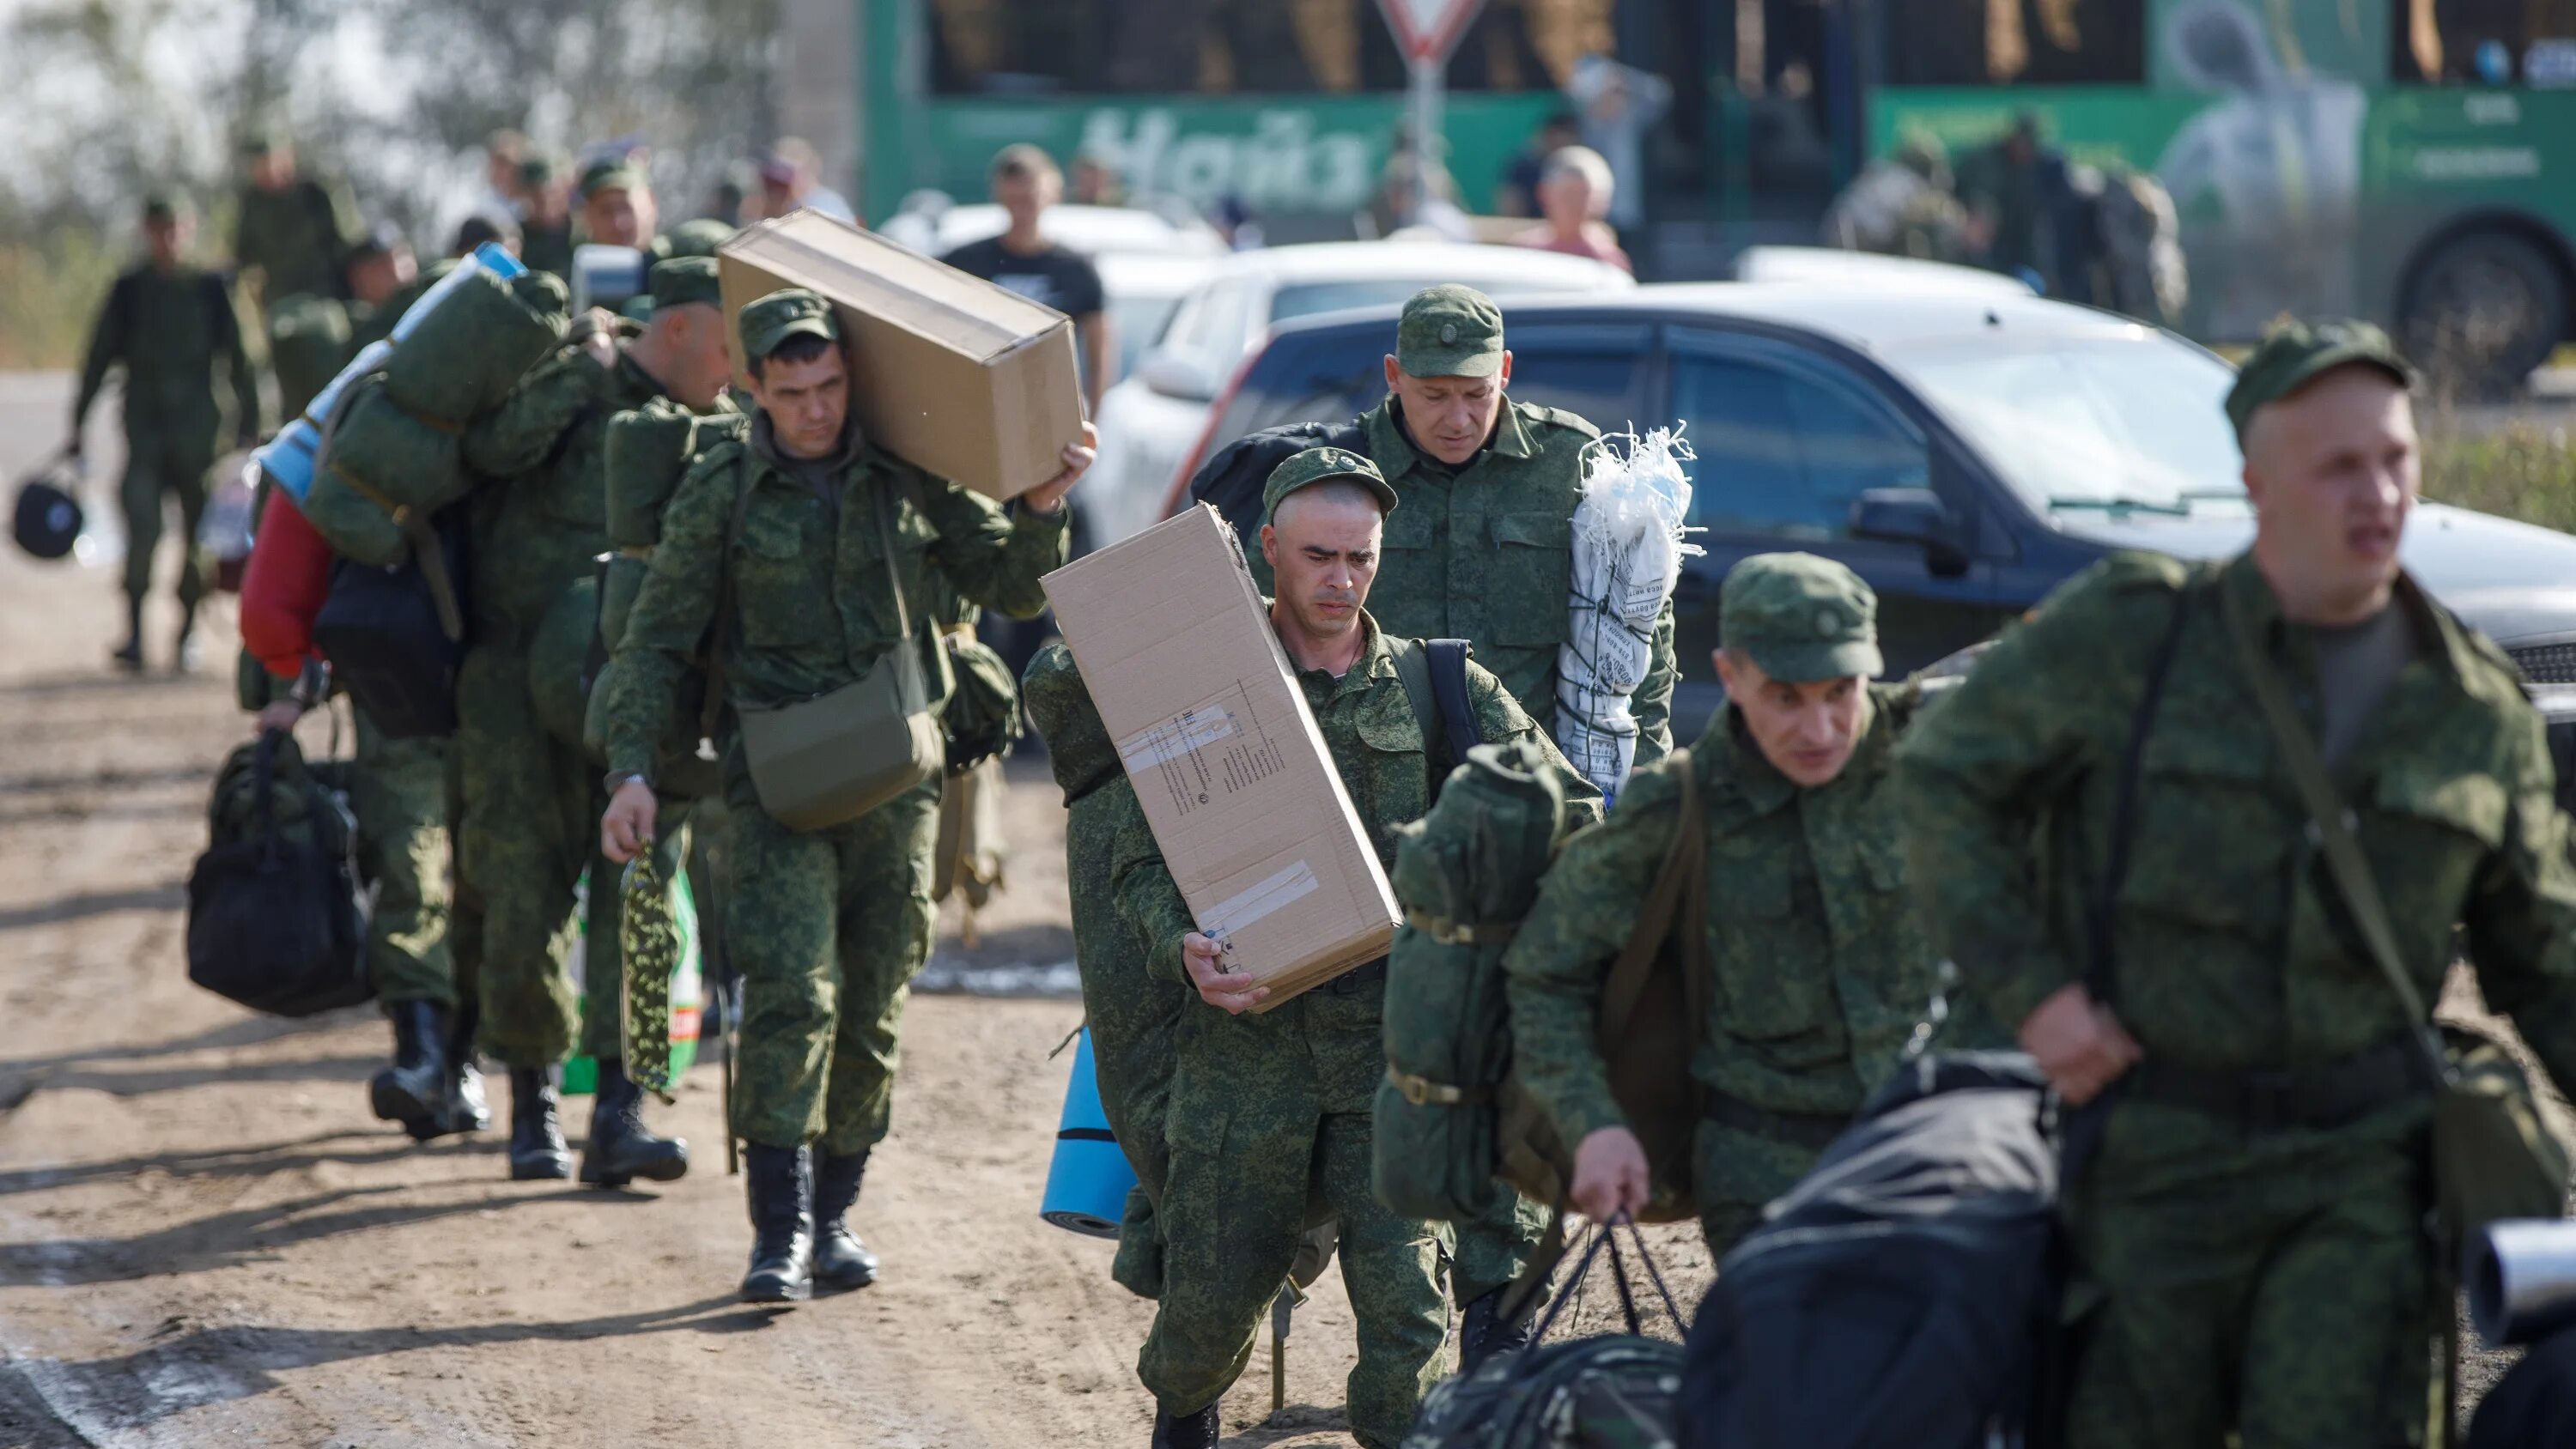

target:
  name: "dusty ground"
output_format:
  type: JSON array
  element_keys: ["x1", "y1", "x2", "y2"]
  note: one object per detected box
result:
[{"x1": 0, "y1": 373, "x2": 1710, "y2": 1449}]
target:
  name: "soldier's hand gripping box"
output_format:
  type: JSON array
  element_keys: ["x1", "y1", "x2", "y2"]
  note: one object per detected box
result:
[
  {"x1": 715, "y1": 209, "x2": 1085, "y2": 502},
  {"x1": 1045, "y1": 505, "x2": 1400, "y2": 1009}
]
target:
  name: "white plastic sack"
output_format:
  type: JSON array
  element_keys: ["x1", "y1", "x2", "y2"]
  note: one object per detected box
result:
[{"x1": 1557, "y1": 427, "x2": 1700, "y2": 805}]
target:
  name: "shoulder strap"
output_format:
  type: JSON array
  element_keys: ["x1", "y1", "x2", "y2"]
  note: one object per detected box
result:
[
  {"x1": 1425, "y1": 639, "x2": 1479, "y2": 767},
  {"x1": 698, "y1": 455, "x2": 760, "y2": 743},
  {"x1": 1387, "y1": 636, "x2": 1439, "y2": 749},
  {"x1": 2219, "y1": 580, "x2": 2449, "y2": 1076},
  {"x1": 2085, "y1": 580, "x2": 2196, "y2": 1008},
  {"x1": 1597, "y1": 748, "x2": 1705, "y2": 1050}
]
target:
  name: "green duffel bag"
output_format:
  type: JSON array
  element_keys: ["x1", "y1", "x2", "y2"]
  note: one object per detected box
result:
[
  {"x1": 383, "y1": 267, "x2": 571, "y2": 427},
  {"x1": 605, "y1": 400, "x2": 704, "y2": 550},
  {"x1": 939, "y1": 626, "x2": 1021, "y2": 776},
  {"x1": 325, "y1": 379, "x2": 467, "y2": 515},
  {"x1": 268, "y1": 293, "x2": 351, "y2": 421}
]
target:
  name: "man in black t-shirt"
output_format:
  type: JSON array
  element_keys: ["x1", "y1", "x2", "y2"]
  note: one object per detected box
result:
[{"x1": 940, "y1": 145, "x2": 1111, "y2": 414}]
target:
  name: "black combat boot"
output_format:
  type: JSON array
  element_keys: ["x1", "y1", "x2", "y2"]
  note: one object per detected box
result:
[
  {"x1": 1458, "y1": 1285, "x2": 1540, "y2": 1372},
  {"x1": 739, "y1": 1143, "x2": 814, "y2": 1305},
  {"x1": 580, "y1": 1058, "x2": 690, "y2": 1188},
  {"x1": 431, "y1": 999, "x2": 491, "y2": 1137},
  {"x1": 110, "y1": 599, "x2": 144, "y2": 672},
  {"x1": 368, "y1": 1000, "x2": 447, "y2": 1133},
  {"x1": 506, "y1": 1067, "x2": 572, "y2": 1180},
  {"x1": 1149, "y1": 1403, "x2": 1220, "y2": 1449},
  {"x1": 811, "y1": 1149, "x2": 879, "y2": 1291}
]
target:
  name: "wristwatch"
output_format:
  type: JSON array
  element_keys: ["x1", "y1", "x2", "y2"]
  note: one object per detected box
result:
[{"x1": 605, "y1": 771, "x2": 650, "y2": 795}]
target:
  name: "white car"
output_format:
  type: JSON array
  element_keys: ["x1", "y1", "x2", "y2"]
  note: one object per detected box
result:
[
  {"x1": 1084, "y1": 240, "x2": 1637, "y2": 547},
  {"x1": 1095, "y1": 252, "x2": 1222, "y2": 396},
  {"x1": 1730, "y1": 245, "x2": 2038, "y2": 297},
  {"x1": 874, "y1": 199, "x2": 1227, "y2": 265}
]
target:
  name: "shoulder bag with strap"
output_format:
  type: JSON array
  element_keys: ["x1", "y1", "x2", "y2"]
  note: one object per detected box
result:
[
  {"x1": 1386, "y1": 635, "x2": 1479, "y2": 790},
  {"x1": 714, "y1": 471, "x2": 944, "y2": 832},
  {"x1": 2217, "y1": 579, "x2": 2568, "y2": 1251}
]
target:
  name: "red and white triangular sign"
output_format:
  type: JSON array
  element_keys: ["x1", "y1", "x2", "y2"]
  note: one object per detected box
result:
[{"x1": 1376, "y1": 0, "x2": 1487, "y2": 64}]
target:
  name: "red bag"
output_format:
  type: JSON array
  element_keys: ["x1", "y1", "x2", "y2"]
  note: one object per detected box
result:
[{"x1": 238, "y1": 490, "x2": 334, "y2": 680}]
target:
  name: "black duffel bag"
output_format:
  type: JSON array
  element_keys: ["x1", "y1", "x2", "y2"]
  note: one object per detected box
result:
[
  {"x1": 185, "y1": 730, "x2": 373, "y2": 1017},
  {"x1": 311, "y1": 502, "x2": 470, "y2": 738},
  {"x1": 1678, "y1": 1051, "x2": 2063, "y2": 1449}
]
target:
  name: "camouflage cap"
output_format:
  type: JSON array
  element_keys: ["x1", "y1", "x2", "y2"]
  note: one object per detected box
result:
[
  {"x1": 579, "y1": 157, "x2": 646, "y2": 200},
  {"x1": 140, "y1": 192, "x2": 191, "y2": 225},
  {"x1": 661, "y1": 217, "x2": 737, "y2": 258},
  {"x1": 647, "y1": 255, "x2": 721, "y2": 311},
  {"x1": 1721, "y1": 552, "x2": 1882, "y2": 683},
  {"x1": 1262, "y1": 446, "x2": 1399, "y2": 524},
  {"x1": 239, "y1": 126, "x2": 281, "y2": 158},
  {"x1": 1395, "y1": 284, "x2": 1506, "y2": 379},
  {"x1": 738, "y1": 287, "x2": 840, "y2": 361},
  {"x1": 2225, "y1": 318, "x2": 2418, "y2": 440},
  {"x1": 519, "y1": 153, "x2": 561, "y2": 186}
]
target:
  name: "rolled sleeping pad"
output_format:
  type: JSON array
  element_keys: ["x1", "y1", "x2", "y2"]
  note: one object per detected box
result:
[
  {"x1": 252, "y1": 243, "x2": 529, "y2": 504},
  {"x1": 1041, "y1": 1028, "x2": 1139, "y2": 1238},
  {"x1": 2472, "y1": 1219, "x2": 2576, "y2": 1347}
]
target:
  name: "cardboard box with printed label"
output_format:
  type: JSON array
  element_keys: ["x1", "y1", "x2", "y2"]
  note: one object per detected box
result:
[
  {"x1": 1044, "y1": 504, "x2": 1399, "y2": 1009},
  {"x1": 716, "y1": 209, "x2": 1084, "y2": 501}
]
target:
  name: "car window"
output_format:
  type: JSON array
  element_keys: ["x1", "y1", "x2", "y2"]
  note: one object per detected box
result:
[
  {"x1": 1668, "y1": 338, "x2": 1928, "y2": 540},
  {"x1": 1110, "y1": 294, "x2": 1183, "y2": 379},
  {"x1": 1192, "y1": 281, "x2": 1263, "y2": 365}
]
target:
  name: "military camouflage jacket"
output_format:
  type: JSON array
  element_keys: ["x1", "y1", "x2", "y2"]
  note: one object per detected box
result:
[
  {"x1": 1504, "y1": 685, "x2": 1935, "y2": 1146},
  {"x1": 1897, "y1": 551, "x2": 2576, "y2": 1091},
  {"x1": 73, "y1": 264, "x2": 261, "y2": 437},
  {"x1": 1115, "y1": 611, "x2": 1601, "y2": 989},
  {"x1": 1249, "y1": 397, "x2": 1679, "y2": 772},
  {"x1": 460, "y1": 346, "x2": 668, "y2": 632},
  {"x1": 232, "y1": 177, "x2": 361, "y2": 306},
  {"x1": 601, "y1": 421, "x2": 1066, "y2": 782}
]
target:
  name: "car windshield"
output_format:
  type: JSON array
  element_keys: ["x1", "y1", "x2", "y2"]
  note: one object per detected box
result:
[
  {"x1": 1268, "y1": 274, "x2": 1595, "y2": 326},
  {"x1": 1882, "y1": 333, "x2": 2246, "y2": 513}
]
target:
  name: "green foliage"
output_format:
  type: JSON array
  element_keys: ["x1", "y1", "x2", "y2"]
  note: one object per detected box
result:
[
  {"x1": 2424, "y1": 425, "x2": 2576, "y2": 534},
  {"x1": 0, "y1": 224, "x2": 125, "y2": 369}
]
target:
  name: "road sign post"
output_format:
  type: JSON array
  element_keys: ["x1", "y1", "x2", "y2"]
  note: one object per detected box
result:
[{"x1": 1374, "y1": 0, "x2": 1488, "y2": 221}]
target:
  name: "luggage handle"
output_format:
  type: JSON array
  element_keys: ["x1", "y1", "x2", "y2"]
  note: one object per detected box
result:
[{"x1": 1527, "y1": 1211, "x2": 1687, "y2": 1344}]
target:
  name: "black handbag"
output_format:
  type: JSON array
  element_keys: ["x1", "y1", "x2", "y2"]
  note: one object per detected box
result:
[{"x1": 185, "y1": 731, "x2": 373, "y2": 1017}]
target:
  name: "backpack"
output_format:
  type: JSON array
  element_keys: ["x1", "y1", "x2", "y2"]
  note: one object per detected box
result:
[
  {"x1": 1188, "y1": 417, "x2": 1368, "y2": 550},
  {"x1": 1403, "y1": 1222, "x2": 1691, "y2": 1449},
  {"x1": 1677, "y1": 1053, "x2": 2061, "y2": 1449},
  {"x1": 185, "y1": 731, "x2": 373, "y2": 1017},
  {"x1": 310, "y1": 503, "x2": 470, "y2": 739},
  {"x1": 1376, "y1": 742, "x2": 1708, "y2": 1228}
]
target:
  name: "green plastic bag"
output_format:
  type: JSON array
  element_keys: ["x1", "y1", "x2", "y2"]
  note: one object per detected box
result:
[{"x1": 562, "y1": 858, "x2": 702, "y2": 1098}]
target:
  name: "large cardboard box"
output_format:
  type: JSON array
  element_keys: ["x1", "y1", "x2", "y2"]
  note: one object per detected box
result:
[
  {"x1": 1045, "y1": 506, "x2": 1399, "y2": 1009},
  {"x1": 716, "y1": 210, "x2": 1084, "y2": 501}
]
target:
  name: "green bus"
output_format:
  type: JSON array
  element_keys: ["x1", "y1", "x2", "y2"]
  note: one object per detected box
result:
[
  {"x1": 1864, "y1": 0, "x2": 2576, "y2": 385},
  {"x1": 859, "y1": 1, "x2": 1607, "y2": 237}
]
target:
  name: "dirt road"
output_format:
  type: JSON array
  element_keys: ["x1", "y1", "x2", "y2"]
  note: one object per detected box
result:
[{"x1": 0, "y1": 374, "x2": 1710, "y2": 1449}]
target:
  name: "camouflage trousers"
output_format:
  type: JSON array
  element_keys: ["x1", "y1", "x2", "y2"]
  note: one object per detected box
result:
[
  {"x1": 1140, "y1": 992, "x2": 1451, "y2": 1449},
  {"x1": 725, "y1": 768, "x2": 939, "y2": 1156},
  {"x1": 346, "y1": 710, "x2": 453, "y2": 1006},
  {"x1": 2063, "y1": 1100, "x2": 2436, "y2": 1449},
  {"x1": 454, "y1": 639, "x2": 623, "y2": 1067},
  {"x1": 1692, "y1": 1118, "x2": 1826, "y2": 1259},
  {"x1": 118, "y1": 421, "x2": 216, "y2": 610}
]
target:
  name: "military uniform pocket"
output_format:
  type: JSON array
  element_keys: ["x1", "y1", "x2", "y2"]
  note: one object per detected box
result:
[
  {"x1": 1487, "y1": 512, "x2": 1572, "y2": 646},
  {"x1": 733, "y1": 502, "x2": 831, "y2": 650},
  {"x1": 2369, "y1": 763, "x2": 2505, "y2": 913},
  {"x1": 2122, "y1": 731, "x2": 2288, "y2": 935}
]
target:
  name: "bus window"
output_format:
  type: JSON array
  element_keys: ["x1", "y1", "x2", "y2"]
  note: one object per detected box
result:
[
  {"x1": 2392, "y1": 0, "x2": 2576, "y2": 83},
  {"x1": 1882, "y1": 0, "x2": 2147, "y2": 87},
  {"x1": 928, "y1": 0, "x2": 1611, "y2": 96}
]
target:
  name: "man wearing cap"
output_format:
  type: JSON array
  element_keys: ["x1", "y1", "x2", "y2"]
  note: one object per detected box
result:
[
  {"x1": 231, "y1": 130, "x2": 362, "y2": 312},
  {"x1": 69, "y1": 193, "x2": 262, "y2": 670},
  {"x1": 1505, "y1": 552, "x2": 1947, "y2": 1257},
  {"x1": 597, "y1": 286, "x2": 1097, "y2": 1304},
  {"x1": 1897, "y1": 319, "x2": 2576, "y2": 1447},
  {"x1": 577, "y1": 156, "x2": 662, "y2": 256},
  {"x1": 1113, "y1": 446, "x2": 1597, "y2": 1449},
  {"x1": 1188, "y1": 281, "x2": 1680, "y2": 1359},
  {"x1": 940, "y1": 145, "x2": 1111, "y2": 414},
  {"x1": 450, "y1": 255, "x2": 738, "y2": 1187}
]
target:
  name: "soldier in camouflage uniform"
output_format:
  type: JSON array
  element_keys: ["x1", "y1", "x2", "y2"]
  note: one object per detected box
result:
[
  {"x1": 1896, "y1": 321, "x2": 2576, "y2": 1448},
  {"x1": 517, "y1": 154, "x2": 577, "y2": 279},
  {"x1": 1115, "y1": 448, "x2": 1597, "y2": 1449},
  {"x1": 230, "y1": 130, "x2": 362, "y2": 315},
  {"x1": 457, "y1": 257, "x2": 736, "y2": 1185},
  {"x1": 1506, "y1": 554, "x2": 1955, "y2": 1256},
  {"x1": 598, "y1": 288, "x2": 1092, "y2": 1304},
  {"x1": 1194, "y1": 285, "x2": 1680, "y2": 1355},
  {"x1": 576, "y1": 157, "x2": 663, "y2": 254},
  {"x1": 69, "y1": 194, "x2": 262, "y2": 671},
  {"x1": 1022, "y1": 642, "x2": 1178, "y2": 1299}
]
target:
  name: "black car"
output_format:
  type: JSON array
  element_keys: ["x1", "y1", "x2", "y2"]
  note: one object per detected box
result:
[{"x1": 1173, "y1": 282, "x2": 2576, "y2": 760}]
